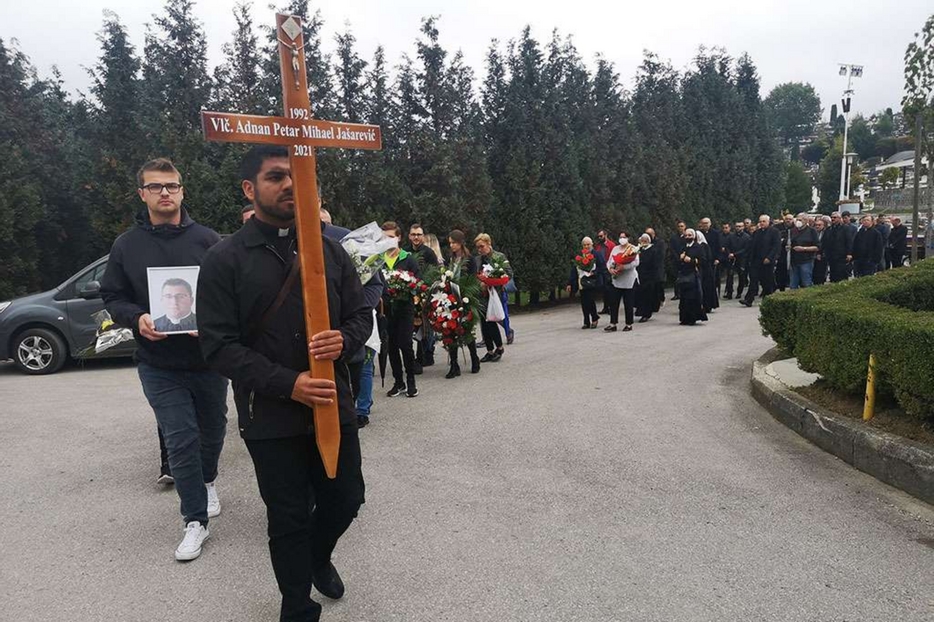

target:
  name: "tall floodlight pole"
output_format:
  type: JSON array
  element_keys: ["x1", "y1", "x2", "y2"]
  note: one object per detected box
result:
[{"x1": 837, "y1": 64, "x2": 863, "y2": 201}]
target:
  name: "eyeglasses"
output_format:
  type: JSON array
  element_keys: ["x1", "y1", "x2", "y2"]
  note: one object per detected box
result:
[
  {"x1": 162, "y1": 293, "x2": 191, "y2": 301},
  {"x1": 141, "y1": 183, "x2": 183, "y2": 195}
]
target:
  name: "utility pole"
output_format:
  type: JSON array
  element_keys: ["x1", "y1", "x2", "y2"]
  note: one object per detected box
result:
[
  {"x1": 911, "y1": 113, "x2": 922, "y2": 263},
  {"x1": 837, "y1": 64, "x2": 863, "y2": 201}
]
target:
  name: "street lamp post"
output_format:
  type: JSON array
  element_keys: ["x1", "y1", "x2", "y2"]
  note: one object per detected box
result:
[{"x1": 837, "y1": 64, "x2": 863, "y2": 201}]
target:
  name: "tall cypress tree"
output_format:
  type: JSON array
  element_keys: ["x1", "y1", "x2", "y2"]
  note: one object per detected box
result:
[
  {"x1": 86, "y1": 11, "x2": 145, "y2": 246},
  {"x1": 0, "y1": 40, "x2": 46, "y2": 298}
]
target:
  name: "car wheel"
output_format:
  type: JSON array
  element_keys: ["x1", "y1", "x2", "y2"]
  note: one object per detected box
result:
[{"x1": 13, "y1": 328, "x2": 68, "y2": 375}]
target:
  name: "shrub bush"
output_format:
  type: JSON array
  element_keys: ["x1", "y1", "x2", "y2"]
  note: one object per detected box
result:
[{"x1": 759, "y1": 260, "x2": 934, "y2": 422}]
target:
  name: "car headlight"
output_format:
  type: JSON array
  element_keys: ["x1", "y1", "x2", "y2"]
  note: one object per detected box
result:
[{"x1": 0, "y1": 301, "x2": 10, "y2": 315}]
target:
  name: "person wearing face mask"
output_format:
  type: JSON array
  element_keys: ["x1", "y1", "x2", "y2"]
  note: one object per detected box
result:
[
  {"x1": 740, "y1": 215, "x2": 782, "y2": 307},
  {"x1": 381, "y1": 221, "x2": 421, "y2": 398},
  {"x1": 635, "y1": 233, "x2": 661, "y2": 322},
  {"x1": 604, "y1": 232, "x2": 640, "y2": 332},
  {"x1": 676, "y1": 229, "x2": 707, "y2": 325},
  {"x1": 789, "y1": 214, "x2": 820, "y2": 289},
  {"x1": 567, "y1": 236, "x2": 608, "y2": 329},
  {"x1": 593, "y1": 230, "x2": 616, "y2": 315}
]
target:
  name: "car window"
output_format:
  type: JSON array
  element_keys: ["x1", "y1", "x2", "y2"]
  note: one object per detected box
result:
[{"x1": 73, "y1": 263, "x2": 106, "y2": 293}]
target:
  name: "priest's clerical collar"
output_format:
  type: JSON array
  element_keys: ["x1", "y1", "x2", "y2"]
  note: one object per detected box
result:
[{"x1": 253, "y1": 216, "x2": 295, "y2": 239}]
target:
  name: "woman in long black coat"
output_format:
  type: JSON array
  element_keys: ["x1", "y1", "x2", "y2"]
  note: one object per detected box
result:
[
  {"x1": 696, "y1": 231, "x2": 719, "y2": 313},
  {"x1": 635, "y1": 234, "x2": 660, "y2": 322},
  {"x1": 677, "y1": 229, "x2": 708, "y2": 326}
]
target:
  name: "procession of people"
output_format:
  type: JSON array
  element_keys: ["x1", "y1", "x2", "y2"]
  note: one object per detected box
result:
[{"x1": 100, "y1": 149, "x2": 909, "y2": 622}]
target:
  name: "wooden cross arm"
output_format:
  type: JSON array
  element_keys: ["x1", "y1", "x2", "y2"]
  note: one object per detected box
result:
[{"x1": 201, "y1": 111, "x2": 382, "y2": 150}]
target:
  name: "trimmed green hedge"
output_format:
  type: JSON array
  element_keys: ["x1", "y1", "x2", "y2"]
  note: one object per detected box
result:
[{"x1": 760, "y1": 260, "x2": 934, "y2": 422}]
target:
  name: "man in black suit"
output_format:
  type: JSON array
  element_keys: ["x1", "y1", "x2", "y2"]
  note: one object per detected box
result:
[
  {"x1": 740, "y1": 215, "x2": 781, "y2": 307},
  {"x1": 887, "y1": 216, "x2": 908, "y2": 269},
  {"x1": 853, "y1": 214, "x2": 884, "y2": 277},
  {"x1": 154, "y1": 278, "x2": 198, "y2": 332},
  {"x1": 823, "y1": 211, "x2": 855, "y2": 282}
]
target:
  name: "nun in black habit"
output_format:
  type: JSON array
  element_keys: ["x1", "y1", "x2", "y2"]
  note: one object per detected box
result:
[
  {"x1": 635, "y1": 233, "x2": 661, "y2": 322},
  {"x1": 677, "y1": 229, "x2": 708, "y2": 326}
]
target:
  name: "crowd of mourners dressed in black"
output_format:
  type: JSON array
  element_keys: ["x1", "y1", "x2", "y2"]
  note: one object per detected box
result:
[{"x1": 566, "y1": 211, "x2": 908, "y2": 330}]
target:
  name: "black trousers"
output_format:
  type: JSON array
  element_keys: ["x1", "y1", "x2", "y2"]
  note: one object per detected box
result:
[
  {"x1": 775, "y1": 257, "x2": 789, "y2": 291},
  {"x1": 656, "y1": 281, "x2": 666, "y2": 304},
  {"x1": 723, "y1": 263, "x2": 746, "y2": 297},
  {"x1": 481, "y1": 320, "x2": 503, "y2": 351},
  {"x1": 246, "y1": 427, "x2": 365, "y2": 622},
  {"x1": 606, "y1": 287, "x2": 635, "y2": 326},
  {"x1": 743, "y1": 262, "x2": 775, "y2": 304},
  {"x1": 813, "y1": 259, "x2": 828, "y2": 285},
  {"x1": 855, "y1": 260, "x2": 878, "y2": 278},
  {"x1": 579, "y1": 288, "x2": 599, "y2": 324},
  {"x1": 387, "y1": 308, "x2": 415, "y2": 385},
  {"x1": 828, "y1": 259, "x2": 850, "y2": 283}
]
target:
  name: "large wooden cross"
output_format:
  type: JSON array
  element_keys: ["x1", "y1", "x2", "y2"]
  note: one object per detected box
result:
[{"x1": 201, "y1": 13, "x2": 382, "y2": 478}]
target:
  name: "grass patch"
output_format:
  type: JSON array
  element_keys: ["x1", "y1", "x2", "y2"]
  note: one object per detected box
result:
[{"x1": 797, "y1": 379, "x2": 934, "y2": 446}]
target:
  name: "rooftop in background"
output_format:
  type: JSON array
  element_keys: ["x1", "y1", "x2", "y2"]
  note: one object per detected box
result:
[{"x1": 875, "y1": 151, "x2": 929, "y2": 171}]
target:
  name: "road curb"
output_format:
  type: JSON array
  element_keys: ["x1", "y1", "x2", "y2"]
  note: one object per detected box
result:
[{"x1": 751, "y1": 347, "x2": 934, "y2": 505}]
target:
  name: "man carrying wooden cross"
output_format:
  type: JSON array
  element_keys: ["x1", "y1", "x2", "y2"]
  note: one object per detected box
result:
[{"x1": 198, "y1": 146, "x2": 371, "y2": 621}]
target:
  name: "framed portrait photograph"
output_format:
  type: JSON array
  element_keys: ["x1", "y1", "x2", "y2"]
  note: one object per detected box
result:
[{"x1": 147, "y1": 266, "x2": 201, "y2": 335}]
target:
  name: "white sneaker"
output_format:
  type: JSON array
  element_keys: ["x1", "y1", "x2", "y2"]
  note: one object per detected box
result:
[
  {"x1": 206, "y1": 482, "x2": 221, "y2": 518},
  {"x1": 175, "y1": 521, "x2": 209, "y2": 561}
]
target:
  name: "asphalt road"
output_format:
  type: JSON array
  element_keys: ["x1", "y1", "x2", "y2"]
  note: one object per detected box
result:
[{"x1": 2, "y1": 297, "x2": 933, "y2": 622}]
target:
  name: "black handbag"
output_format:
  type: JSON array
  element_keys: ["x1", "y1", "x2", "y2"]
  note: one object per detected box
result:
[{"x1": 579, "y1": 274, "x2": 598, "y2": 291}]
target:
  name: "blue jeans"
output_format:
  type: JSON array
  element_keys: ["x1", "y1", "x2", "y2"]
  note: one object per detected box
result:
[
  {"x1": 498, "y1": 289, "x2": 512, "y2": 335},
  {"x1": 137, "y1": 362, "x2": 228, "y2": 525},
  {"x1": 790, "y1": 261, "x2": 814, "y2": 289},
  {"x1": 355, "y1": 348, "x2": 375, "y2": 417}
]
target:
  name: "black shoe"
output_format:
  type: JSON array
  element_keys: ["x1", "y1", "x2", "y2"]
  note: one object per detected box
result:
[
  {"x1": 603, "y1": 324, "x2": 617, "y2": 332},
  {"x1": 312, "y1": 562, "x2": 345, "y2": 600},
  {"x1": 489, "y1": 349, "x2": 504, "y2": 362},
  {"x1": 357, "y1": 415, "x2": 369, "y2": 429},
  {"x1": 468, "y1": 343, "x2": 481, "y2": 374},
  {"x1": 581, "y1": 324, "x2": 591, "y2": 329},
  {"x1": 622, "y1": 325, "x2": 633, "y2": 332},
  {"x1": 387, "y1": 383, "x2": 405, "y2": 397},
  {"x1": 739, "y1": 299, "x2": 752, "y2": 308},
  {"x1": 724, "y1": 294, "x2": 733, "y2": 300},
  {"x1": 506, "y1": 329, "x2": 515, "y2": 345},
  {"x1": 637, "y1": 317, "x2": 649, "y2": 323},
  {"x1": 480, "y1": 352, "x2": 495, "y2": 362},
  {"x1": 406, "y1": 378, "x2": 418, "y2": 397},
  {"x1": 445, "y1": 349, "x2": 461, "y2": 379}
]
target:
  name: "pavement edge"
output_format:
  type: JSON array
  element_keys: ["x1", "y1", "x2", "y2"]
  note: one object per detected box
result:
[{"x1": 751, "y1": 347, "x2": 934, "y2": 506}]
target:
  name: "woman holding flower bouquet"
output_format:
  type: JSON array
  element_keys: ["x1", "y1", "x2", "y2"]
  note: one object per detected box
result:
[
  {"x1": 604, "y1": 232, "x2": 640, "y2": 332},
  {"x1": 475, "y1": 233, "x2": 513, "y2": 362},
  {"x1": 566, "y1": 236, "x2": 608, "y2": 329},
  {"x1": 440, "y1": 230, "x2": 482, "y2": 377},
  {"x1": 381, "y1": 222, "x2": 423, "y2": 398}
]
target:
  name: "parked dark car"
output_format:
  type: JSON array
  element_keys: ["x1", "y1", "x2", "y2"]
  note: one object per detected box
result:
[{"x1": 0, "y1": 255, "x2": 136, "y2": 374}]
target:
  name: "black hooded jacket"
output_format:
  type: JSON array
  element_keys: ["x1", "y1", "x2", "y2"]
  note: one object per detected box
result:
[
  {"x1": 196, "y1": 217, "x2": 371, "y2": 439},
  {"x1": 100, "y1": 207, "x2": 221, "y2": 370}
]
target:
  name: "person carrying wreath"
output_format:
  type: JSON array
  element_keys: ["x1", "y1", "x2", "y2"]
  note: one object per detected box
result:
[
  {"x1": 566, "y1": 236, "x2": 608, "y2": 329},
  {"x1": 604, "y1": 232, "x2": 641, "y2": 332},
  {"x1": 440, "y1": 230, "x2": 482, "y2": 378},
  {"x1": 381, "y1": 221, "x2": 421, "y2": 398},
  {"x1": 475, "y1": 233, "x2": 513, "y2": 362}
]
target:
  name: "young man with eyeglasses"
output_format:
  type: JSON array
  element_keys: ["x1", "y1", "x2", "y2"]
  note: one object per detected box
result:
[
  {"x1": 404, "y1": 224, "x2": 438, "y2": 370},
  {"x1": 101, "y1": 158, "x2": 228, "y2": 562}
]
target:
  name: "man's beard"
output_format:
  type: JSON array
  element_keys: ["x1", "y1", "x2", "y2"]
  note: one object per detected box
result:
[{"x1": 256, "y1": 191, "x2": 295, "y2": 222}]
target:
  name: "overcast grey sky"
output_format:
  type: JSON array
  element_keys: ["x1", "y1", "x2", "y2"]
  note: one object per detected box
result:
[{"x1": 2, "y1": 0, "x2": 931, "y2": 119}]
